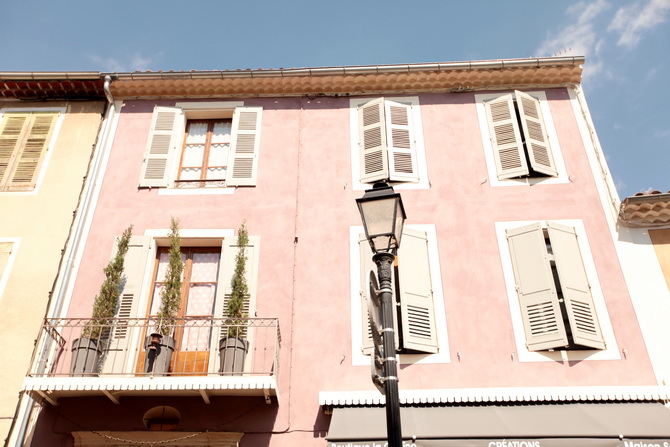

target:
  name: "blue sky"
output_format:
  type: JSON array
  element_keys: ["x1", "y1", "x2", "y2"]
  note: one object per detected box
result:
[{"x1": 2, "y1": 0, "x2": 668, "y2": 198}]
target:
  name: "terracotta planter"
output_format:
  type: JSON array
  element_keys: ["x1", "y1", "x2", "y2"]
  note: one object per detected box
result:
[
  {"x1": 218, "y1": 337, "x2": 249, "y2": 374},
  {"x1": 143, "y1": 334, "x2": 175, "y2": 375},
  {"x1": 70, "y1": 337, "x2": 103, "y2": 376}
]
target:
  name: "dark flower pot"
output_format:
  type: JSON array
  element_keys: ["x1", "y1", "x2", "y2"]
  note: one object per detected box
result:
[
  {"x1": 143, "y1": 334, "x2": 175, "y2": 375},
  {"x1": 70, "y1": 337, "x2": 103, "y2": 376},
  {"x1": 219, "y1": 337, "x2": 249, "y2": 374}
]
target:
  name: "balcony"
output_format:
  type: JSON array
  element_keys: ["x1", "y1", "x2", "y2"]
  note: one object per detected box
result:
[{"x1": 23, "y1": 317, "x2": 280, "y2": 405}]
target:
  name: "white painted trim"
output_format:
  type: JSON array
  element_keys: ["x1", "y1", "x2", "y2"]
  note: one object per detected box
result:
[
  {"x1": 144, "y1": 228, "x2": 235, "y2": 239},
  {"x1": 349, "y1": 96, "x2": 429, "y2": 191},
  {"x1": 319, "y1": 385, "x2": 670, "y2": 406},
  {"x1": 349, "y1": 224, "x2": 450, "y2": 366},
  {"x1": 175, "y1": 101, "x2": 244, "y2": 111},
  {"x1": 0, "y1": 237, "x2": 20, "y2": 303},
  {"x1": 475, "y1": 91, "x2": 568, "y2": 187},
  {"x1": 0, "y1": 107, "x2": 67, "y2": 195},
  {"x1": 495, "y1": 219, "x2": 619, "y2": 362}
]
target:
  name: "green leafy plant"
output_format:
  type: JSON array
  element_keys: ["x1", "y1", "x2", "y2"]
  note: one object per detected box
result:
[
  {"x1": 83, "y1": 225, "x2": 133, "y2": 340},
  {"x1": 155, "y1": 217, "x2": 182, "y2": 337},
  {"x1": 226, "y1": 222, "x2": 249, "y2": 338}
]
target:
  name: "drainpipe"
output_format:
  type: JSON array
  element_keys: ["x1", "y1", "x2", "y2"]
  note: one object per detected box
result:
[{"x1": 6, "y1": 75, "x2": 117, "y2": 447}]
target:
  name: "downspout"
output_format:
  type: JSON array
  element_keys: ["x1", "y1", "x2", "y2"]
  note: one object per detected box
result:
[{"x1": 7, "y1": 75, "x2": 117, "y2": 447}]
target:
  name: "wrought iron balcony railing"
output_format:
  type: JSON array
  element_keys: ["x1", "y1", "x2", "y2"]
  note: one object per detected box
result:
[{"x1": 28, "y1": 317, "x2": 280, "y2": 379}]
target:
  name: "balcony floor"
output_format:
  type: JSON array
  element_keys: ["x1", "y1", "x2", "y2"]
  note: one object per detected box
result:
[{"x1": 22, "y1": 375, "x2": 278, "y2": 405}]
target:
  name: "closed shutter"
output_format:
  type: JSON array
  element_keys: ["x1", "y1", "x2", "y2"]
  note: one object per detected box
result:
[
  {"x1": 101, "y1": 235, "x2": 152, "y2": 374},
  {"x1": 0, "y1": 112, "x2": 57, "y2": 191},
  {"x1": 226, "y1": 107, "x2": 262, "y2": 186},
  {"x1": 485, "y1": 95, "x2": 528, "y2": 180},
  {"x1": 515, "y1": 91, "x2": 557, "y2": 177},
  {"x1": 0, "y1": 242, "x2": 12, "y2": 279},
  {"x1": 359, "y1": 234, "x2": 376, "y2": 354},
  {"x1": 385, "y1": 101, "x2": 419, "y2": 182},
  {"x1": 506, "y1": 223, "x2": 568, "y2": 351},
  {"x1": 547, "y1": 222, "x2": 605, "y2": 349},
  {"x1": 139, "y1": 106, "x2": 183, "y2": 188},
  {"x1": 397, "y1": 228, "x2": 438, "y2": 353},
  {"x1": 358, "y1": 98, "x2": 389, "y2": 183}
]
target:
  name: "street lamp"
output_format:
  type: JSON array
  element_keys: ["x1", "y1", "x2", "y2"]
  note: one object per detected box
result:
[{"x1": 356, "y1": 182, "x2": 405, "y2": 447}]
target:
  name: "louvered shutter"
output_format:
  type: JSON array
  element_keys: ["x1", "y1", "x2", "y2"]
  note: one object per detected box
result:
[
  {"x1": 101, "y1": 235, "x2": 151, "y2": 374},
  {"x1": 0, "y1": 113, "x2": 57, "y2": 190},
  {"x1": 515, "y1": 91, "x2": 557, "y2": 177},
  {"x1": 0, "y1": 242, "x2": 12, "y2": 278},
  {"x1": 358, "y1": 98, "x2": 389, "y2": 183},
  {"x1": 397, "y1": 228, "x2": 438, "y2": 353},
  {"x1": 385, "y1": 101, "x2": 419, "y2": 182},
  {"x1": 506, "y1": 223, "x2": 568, "y2": 351},
  {"x1": 547, "y1": 222, "x2": 605, "y2": 349},
  {"x1": 139, "y1": 106, "x2": 183, "y2": 188},
  {"x1": 226, "y1": 107, "x2": 262, "y2": 186},
  {"x1": 485, "y1": 95, "x2": 528, "y2": 180}
]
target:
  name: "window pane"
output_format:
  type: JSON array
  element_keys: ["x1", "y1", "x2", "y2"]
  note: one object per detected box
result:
[
  {"x1": 154, "y1": 252, "x2": 170, "y2": 282},
  {"x1": 182, "y1": 144, "x2": 204, "y2": 167},
  {"x1": 190, "y1": 252, "x2": 220, "y2": 282},
  {"x1": 208, "y1": 143, "x2": 229, "y2": 166},
  {"x1": 211, "y1": 121, "x2": 232, "y2": 144},
  {"x1": 185, "y1": 122, "x2": 208, "y2": 144},
  {"x1": 180, "y1": 167, "x2": 202, "y2": 180},
  {"x1": 182, "y1": 322, "x2": 211, "y2": 351},
  {"x1": 149, "y1": 283, "x2": 163, "y2": 315},
  {"x1": 186, "y1": 284, "x2": 216, "y2": 315}
]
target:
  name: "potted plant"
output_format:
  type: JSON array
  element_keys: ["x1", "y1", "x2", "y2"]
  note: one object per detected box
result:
[
  {"x1": 71, "y1": 225, "x2": 133, "y2": 376},
  {"x1": 219, "y1": 222, "x2": 250, "y2": 374},
  {"x1": 144, "y1": 217, "x2": 181, "y2": 375}
]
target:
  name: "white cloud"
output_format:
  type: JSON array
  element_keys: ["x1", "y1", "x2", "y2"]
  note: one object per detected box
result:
[
  {"x1": 608, "y1": 0, "x2": 670, "y2": 48},
  {"x1": 89, "y1": 53, "x2": 156, "y2": 72},
  {"x1": 536, "y1": 0, "x2": 610, "y2": 78}
]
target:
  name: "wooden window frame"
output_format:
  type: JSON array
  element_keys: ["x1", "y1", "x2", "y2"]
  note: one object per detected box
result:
[{"x1": 175, "y1": 119, "x2": 231, "y2": 189}]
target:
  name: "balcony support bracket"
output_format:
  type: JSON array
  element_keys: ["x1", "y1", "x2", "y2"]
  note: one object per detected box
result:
[
  {"x1": 35, "y1": 390, "x2": 58, "y2": 406},
  {"x1": 264, "y1": 389, "x2": 272, "y2": 404},
  {"x1": 199, "y1": 389, "x2": 211, "y2": 404},
  {"x1": 103, "y1": 390, "x2": 120, "y2": 405}
]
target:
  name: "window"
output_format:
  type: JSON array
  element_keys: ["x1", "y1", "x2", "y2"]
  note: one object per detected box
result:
[
  {"x1": 350, "y1": 225, "x2": 450, "y2": 365},
  {"x1": 476, "y1": 91, "x2": 567, "y2": 185},
  {"x1": 501, "y1": 221, "x2": 615, "y2": 359},
  {"x1": 98, "y1": 231, "x2": 260, "y2": 374},
  {"x1": 0, "y1": 112, "x2": 58, "y2": 191},
  {"x1": 350, "y1": 97, "x2": 429, "y2": 190},
  {"x1": 139, "y1": 105, "x2": 262, "y2": 190}
]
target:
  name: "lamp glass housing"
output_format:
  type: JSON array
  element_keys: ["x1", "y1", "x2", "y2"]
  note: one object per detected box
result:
[{"x1": 356, "y1": 183, "x2": 406, "y2": 254}]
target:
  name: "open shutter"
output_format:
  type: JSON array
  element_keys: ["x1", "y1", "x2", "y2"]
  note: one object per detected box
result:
[
  {"x1": 547, "y1": 222, "x2": 605, "y2": 349},
  {"x1": 485, "y1": 94, "x2": 528, "y2": 180},
  {"x1": 515, "y1": 91, "x2": 557, "y2": 177},
  {"x1": 101, "y1": 235, "x2": 151, "y2": 373},
  {"x1": 358, "y1": 98, "x2": 389, "y2": 183},
  {"x1": 226, "y1": 107, "x2": 262, "y2": 186},
  {"x1": 0, "y1": 113, "x2": 57, "y2": 190},
  {"x1": 397, "y1": 228, "x2": 438, "y2": 353},
  {"x1": 0, "y1": 242, "x2": 12, "y2": 278},
  {"x1": 0, "y1": 114, "x2": 28, "y2": 186},
  {"x1": 385, "y1": 101, "x2": 419, "y2": 182},
  {"x1": 139, "y1": 106, "x2": 183, "y2": 188},
  {"x1": 359, "y1": 234, "x2": 376, "y2": 354},
  {"x1": 506, "y1": 223, "x2": 568, "y2": 351}
]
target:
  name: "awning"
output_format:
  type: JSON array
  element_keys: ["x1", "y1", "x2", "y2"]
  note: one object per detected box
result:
[{"x1": 326, "y1": 403, "x2": 670, "y2": 447}]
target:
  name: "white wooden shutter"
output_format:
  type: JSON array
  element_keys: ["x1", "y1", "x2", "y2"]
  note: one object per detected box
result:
[
  {"x1": 385, "y1": 101, "x2": 419, "y2": 182},
  {"x1": 358, "y1": 98, "x2": 389, "y2": 183},
  {"x1": 397, "y1": 228, "x2": 438, "y2": 353},
  {"x1": 547, "y1": 222, "x2": 605, "y2": 349},
  {"x1": 515, "y1": 91, "x2": 557, "y2": 177},
  {"x1": 0, "y1": 242, "x2": 12, "y2": 278},
  {"x1": 485, "y1": 95, "x2": 528, "y2": 180},
  {"x1": 139, "y1": 106, "x2": 183, "y2": 188},
  {"x1": 226, "y1": 107, "x2": 262, "y2": 186},
  {"x1": 101, "y1": 235, "x2": 151, "y2": 374},
  {"x1": 506, "y1": 223, "x2": 568, "y2": 351},
  {"x1": 0, "y1": 113, "x2": 57, "y2": 190}
]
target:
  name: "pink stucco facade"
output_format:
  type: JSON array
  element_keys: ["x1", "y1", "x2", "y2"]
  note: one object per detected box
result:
[{"x1": 23, "y1": 78, "x2": 662, "y2": 445}]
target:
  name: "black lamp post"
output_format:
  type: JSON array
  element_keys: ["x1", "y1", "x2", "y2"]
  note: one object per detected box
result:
[{"x1": 356, "y1": 182, "x2": 405, "y2": 447}]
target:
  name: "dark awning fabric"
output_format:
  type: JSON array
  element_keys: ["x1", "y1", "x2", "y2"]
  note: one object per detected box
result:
[{"x1": 326, "y1": 403, "x2": 670, "y2": 447}]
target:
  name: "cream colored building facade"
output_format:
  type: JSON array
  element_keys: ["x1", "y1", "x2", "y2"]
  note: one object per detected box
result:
[{"x1": 0, "y1": 75, "x2": 106, "y2": 442}]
